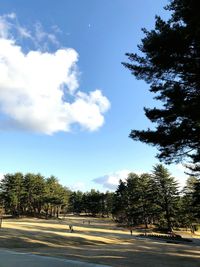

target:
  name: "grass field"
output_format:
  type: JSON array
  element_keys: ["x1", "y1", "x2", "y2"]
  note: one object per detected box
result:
[{"x1": 0, "y1": 216, "x2": 200, "y2": 267}]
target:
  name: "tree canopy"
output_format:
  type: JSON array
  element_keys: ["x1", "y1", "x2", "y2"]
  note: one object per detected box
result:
[
  {"x1": 123, "y1": 0, "x2": 200, "y2": 172},
  {"x1": 0, "y1": 172, "x2": 71, "y2": 218},
  {"x1": 112, "y1": 165, "x2": 180, "y2": 230}
]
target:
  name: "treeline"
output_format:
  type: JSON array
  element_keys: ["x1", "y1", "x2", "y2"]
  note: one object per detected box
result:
[
  {"x1": 0, "y1": 173, "x2": 70, "y2": 218},
  {"x1": 112, "y1": 164, "x2": 200, "y2": 231},
  {"x1": 0, "y1": 164, "x2": 200, "y2": 231},
  {"x1": 0, "y1": 172, "x2": 113, "y2": 218},
  {"x1": 68, "y1": 190, "x2": 114, "y2": 217}
]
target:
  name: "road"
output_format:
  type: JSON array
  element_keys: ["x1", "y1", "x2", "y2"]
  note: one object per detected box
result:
[{"x1": 0, "y1": 249, "x2": 110, "y2": 267}]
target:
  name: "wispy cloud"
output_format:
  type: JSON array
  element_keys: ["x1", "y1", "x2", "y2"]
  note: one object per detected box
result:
[
  {"x1": 51, "y1": 25, "x2": 62, "y2": 34},
  {"x1": 34, "y1": 22, "x2": 60, "y2": 48},
  {"x1": 0, "y1": 13, "x2": 59, "y2": 50},
  {"x1": 0, "y1": 14, "x2": 110, "y2": 135},
  {"x1": 0, "y1": 13, "x2": 14, "y2": 38}
]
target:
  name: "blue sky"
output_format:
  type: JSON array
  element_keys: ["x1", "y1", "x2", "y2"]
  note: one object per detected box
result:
[{"x1": 0, "y1": 0, "x2": 188, "y2": 191}]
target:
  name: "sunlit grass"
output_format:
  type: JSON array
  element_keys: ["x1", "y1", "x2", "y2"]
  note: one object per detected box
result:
[{"x1": 0, "y1": 216, "x2": 200, "y2": 267}]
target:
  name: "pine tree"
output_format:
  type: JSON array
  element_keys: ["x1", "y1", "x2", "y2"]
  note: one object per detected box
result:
[
  {"x1": 192, "y1": 180, "x2": 200, "y2": 220},
  {"x1": 0, "y1": 173, "x2": 24, "y2": 216},
  {"x1": 126, "y1": 173, "x2": 154, "y2": 227},
  {"x1": 179, "y1": 176, "x2": 198, "y2": 227},
  {"x1": 152, "y1": 164, "x2": 179, "y2": 231},
  {"x1": 112, "y1": 179, "x2": 128, "y2": 223},
  {"x1": 123, "y1": 0, "x2": 200, "y2": 172}
]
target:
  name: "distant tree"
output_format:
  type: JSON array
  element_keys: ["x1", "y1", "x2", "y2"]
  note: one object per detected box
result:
[
  {"x1": 0, "y1": 173, "x2": 24, "y2": 216},
  {"x1": 127, "y1": 173, "x2": 157, "y2": 227},
  {"x1": 192, "y1": 179, "x2": 200, "y2": 220},
  {"x1": 68, "y1": 191, "x2": 83, "y2": 214},
  {"x1": 60, "y1": 186, "x2": 71, "y2": 215},
  {"x1": 103, "y1": 192, "x2": 114, "y2": 217},
  {"x1": 135, "y1": 173, "x2": 157, "y2": 228},
  {"x1": 0, "y1": 172, "x2": 71, "y2": 218},
  {"x1": 152, "y1": 164, "x2": 179, "y2": 231},
  {"x1": 125, "y1": 173, "x2": 145, "y2": 226},
  {"x1": 178, "y1": 176, "x2": 198, "y2": 227},
  {"x1": 112, "y1": 179, "x2": 128, "y2": 223},
  {"x1": 23, "y1": 173, "x2": 46, "y2": 216},
  {"x1": 123, "y1": 0, "x2": 200, "y2": 173},
  {"x1": 44, "y1": 176, "x2": 68, "y2": 218},
  {"x1": 84, "y1": 189, "x2": 102, "y2": 216},
  {"x1": 112, "y1": 173, "x2": 156, "y2": 227}
]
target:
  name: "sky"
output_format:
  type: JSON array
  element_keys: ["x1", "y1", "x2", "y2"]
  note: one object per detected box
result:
[{"x1": 0, "y1": 0, "x2": 188, "y2": 191}]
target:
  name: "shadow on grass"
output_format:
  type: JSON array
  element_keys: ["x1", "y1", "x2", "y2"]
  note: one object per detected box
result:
[
  {"x1": 1, "y1": 220, "x2": 200, "y2": 267},
  {"x1": 9, "y1": 223, "x2": 129, "y2": 240},
  {"x1": 0, "y1": 227, "x2": 110, "y2": 249}
]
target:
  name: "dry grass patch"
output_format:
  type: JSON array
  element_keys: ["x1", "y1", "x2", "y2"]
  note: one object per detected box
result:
[
  {"x1": 0, "y1": 216, "x2": 200, "y2": 267},
  {"x1": 0, "y1": 217, "x2": 130, "y2": 249}
]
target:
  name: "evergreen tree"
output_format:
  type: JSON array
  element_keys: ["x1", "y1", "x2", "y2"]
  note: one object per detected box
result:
[
  {"x1": 152, "y1": 164, "x2": 179, "y2": 231},
  {"x1": 137, "y1": 173, "x2": 157, "y2": 228},
  {"x1": 44, "y1": 176, "x2": 68, "y2": 218},
  {"x1": 192, "y1": 179, "x2": 200, "y2": 220},
  {"x1": 0, "y1": 173, "x2": 24, "y2": 216},
  {"x1": 125, "y1": 173, "x2": 144, "y2": 226},
  {"x1": 104, "y1": 192, "x2": 114, "y2": 217},
  {"x1": 84, "y1": 189, "x2": 102, "y2": 216},
  {"x1": 68, "y1": 191, "x2": 83, "y2": 214},
  {"x1": 123, "y1": 0, "x2": 200, "y2": 172},
  {"x1": 23, "y1": 173, "x2": 46, "y2": 216},
  {"x1": 112, "y1": 173, "x2": 156, "y2": 227},
  {"x1": 112, "y1": 179, "x2": 128, "y2": 223},
  {"x1": 178, "y1": 176, "x2": 198, "y2": 227},
  {"x1": 0, "y1": 172, "x2": 70, "y2": 218}
]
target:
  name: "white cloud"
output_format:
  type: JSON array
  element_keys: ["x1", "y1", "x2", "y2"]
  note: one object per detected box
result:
[
  {"x1": 0, "y1": 14, "x2": 110, "y2": 134},
  {"x1": 93, "y1": 165, "x2": 189, "y2": 191},
  {"x1": 93, "y1": 170, "x2": 135, "y2": 190}
]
